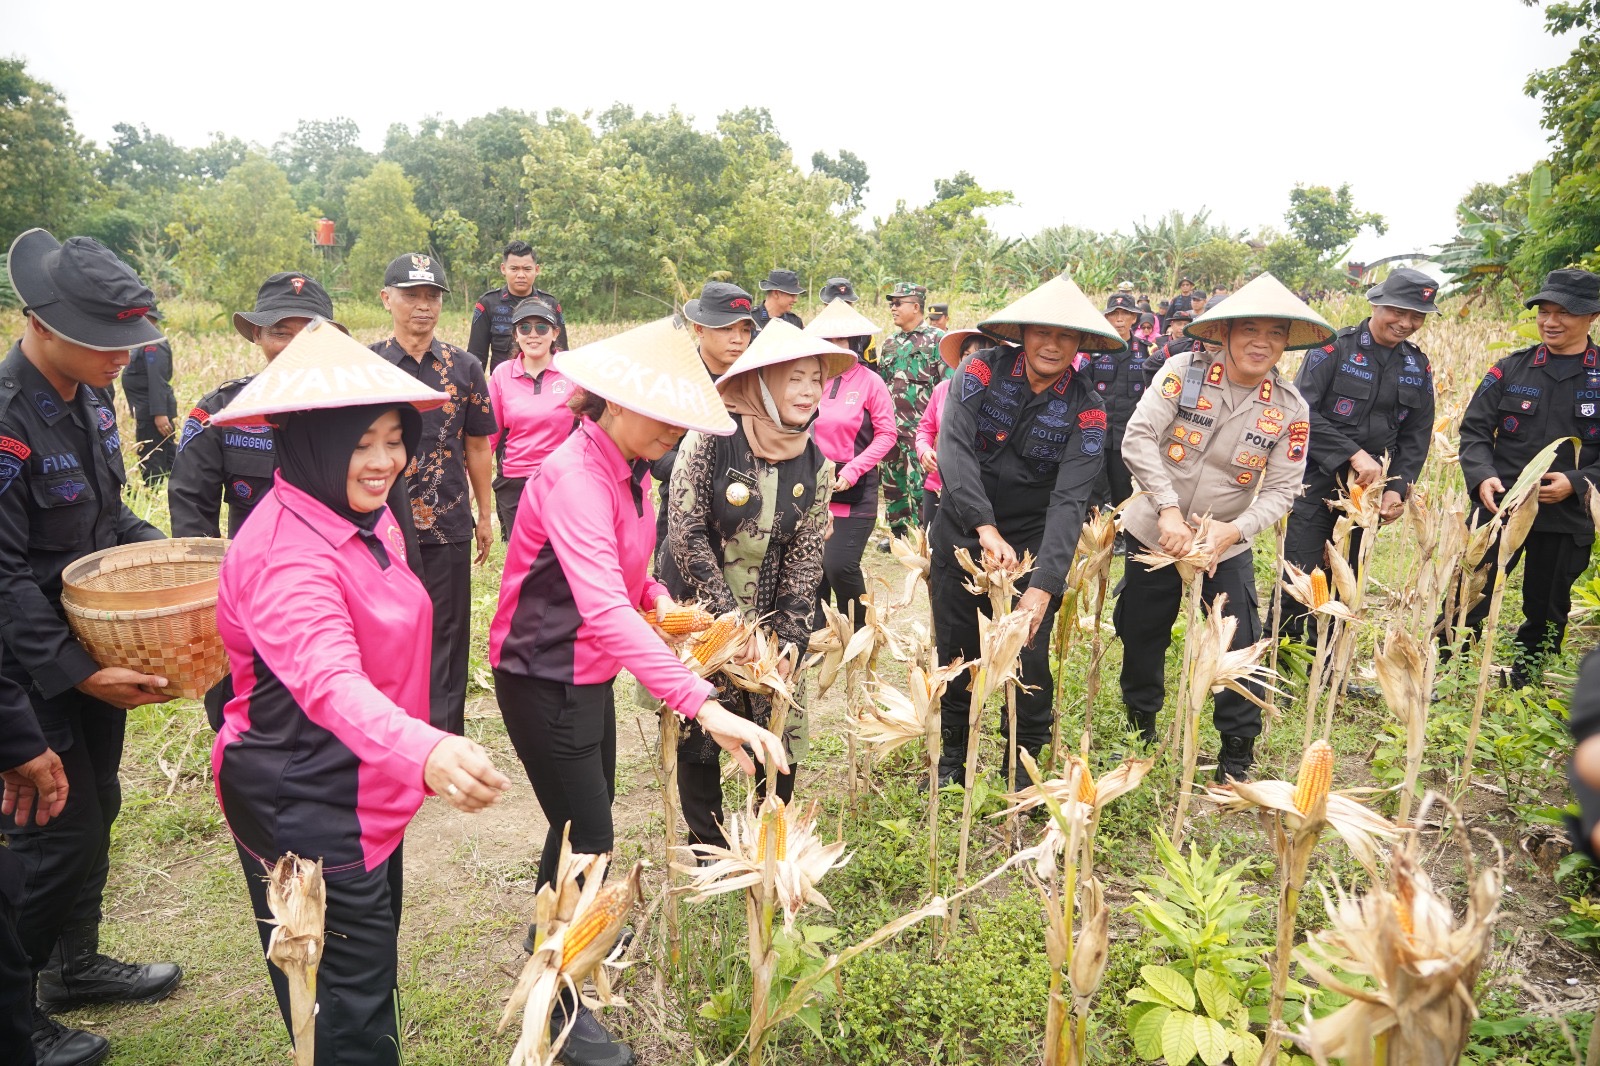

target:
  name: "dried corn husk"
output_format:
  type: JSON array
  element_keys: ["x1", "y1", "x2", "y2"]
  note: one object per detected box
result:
[{"x1": 265, "y1": 854, "x2": 326, "y2": 1066}]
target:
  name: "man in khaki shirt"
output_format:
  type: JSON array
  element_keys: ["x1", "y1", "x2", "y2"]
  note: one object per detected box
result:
[{"x1": 1114, "y1": 273, "x2": 1333, "y2": 781}]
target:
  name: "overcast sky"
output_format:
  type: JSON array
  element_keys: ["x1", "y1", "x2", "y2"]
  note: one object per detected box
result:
[{"x1": 6, "y1": 0, "x2": 1574, "y2": 267}]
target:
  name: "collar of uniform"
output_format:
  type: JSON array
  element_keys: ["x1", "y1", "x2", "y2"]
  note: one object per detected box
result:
[
  {"x1": 5, "y1": 344, "x2": 78, "y2": 427},
  {"x1": 575, "y1": 415, "x2": 631, "y2": 485},
  {"x1": 374, "y1": 335, "x2": 447, "y2": 370},
  {"x1": 270, "y1": 474, "x2": 365, "y2": 549},
  {"x1": 509, "y1": 360, "x2": 556, "y2": 384}
]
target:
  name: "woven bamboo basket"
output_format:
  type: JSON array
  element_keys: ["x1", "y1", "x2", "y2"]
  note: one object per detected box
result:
[{"x1": 60, "y1": 538, "x2": 230, "y2": 700}]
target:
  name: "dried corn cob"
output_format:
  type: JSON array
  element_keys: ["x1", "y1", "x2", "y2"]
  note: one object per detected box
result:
[
  {"x1": 561, "y1": 878, "x2": 634, "y2": 973},
  {"x1": 1291, "y1": 739, "x2": 1334, "y2": 815},
  {"x1": 1310, "y1": 568, "x2": 1330, "y2": 609},
  {"x1": 692, "y1": 613, "x2": 742, "y2": 665},
  {"x1": 756, "y1": 800, "x2": 788, "y2": 862},
  {"x1": 639, "y1": 605, "x2": 715, "y2": 634},
  {"x1": 1066, "y1": 755, "x2": 1096, "y2": 806}
]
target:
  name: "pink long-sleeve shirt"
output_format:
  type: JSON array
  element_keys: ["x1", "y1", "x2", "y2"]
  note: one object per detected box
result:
[
  {"x1": 486, "y1": 358, "x2": 577, "y2": 478},
  {"x1": 812, "y1": 362, "x2": 896, "y2": 519},
  {"x1": 916, "y1": 377, "x2": 952, "y2": 494},
  {"x1": 213, "y1": 476, "x2": 446, "y2": 878},
  {"x1": 490, "y1": 417, "x2": 714, "y2": 718}
]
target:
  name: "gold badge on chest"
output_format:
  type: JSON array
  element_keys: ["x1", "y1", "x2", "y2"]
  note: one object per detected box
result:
[
  {"x1": 726, "y1": 482, "x2": 751, "y2": 507},
  {"x1": 792, "y1": 483, "x2": 805, "y2": 498}
]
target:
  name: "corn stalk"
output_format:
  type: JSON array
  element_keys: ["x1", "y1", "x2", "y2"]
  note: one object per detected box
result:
[{"x1": 265, "y1": 854, "x2": 326, "y2": 1066}]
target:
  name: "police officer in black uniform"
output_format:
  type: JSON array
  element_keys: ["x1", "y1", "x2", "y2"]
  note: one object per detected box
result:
[
  {"x1": 1280, "y1": 268, "x2": 1438, "y2": 638},
  {"x1": 169, "y1": 272, "x2": 346, "y2": 540},
  {"x1": 467, "y1": 240, "x2": 569, "y2": 372},
  {"x1": 1457, "y1": 268, "x2": 1600, "y2": 685},
  {"x1": 752, "y1": 269, "x2": 805, "y2": 330},
  {"x1": 929, "y1": 275, "x2": 1114, "y2": 787},
  {"x1": 1087, "y1": 291, "x2": 1152, "y2": 515},
  {"x1": 120, "y1": 320, "x2": 175, "y2": 482},
  {"x1": 2, "y1": 229, "x2": 181, "y2": 1066}
]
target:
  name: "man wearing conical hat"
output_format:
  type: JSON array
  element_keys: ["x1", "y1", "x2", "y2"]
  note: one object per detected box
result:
[
  {"x1": 1116, "y1": 273, "x2": 1327, "y2": 782},
  {"x1": 1456, "y1": 267, "x2": 1600, "y2": 687},
  {"x1": 2, "y1": 229, "x2": 180, "y2": 1064},
  {"x1": 875, "y1": 281, "x2": 946, "y2": 544},
  {"x1": 1278, "y1": 268, "x2": 1438, "y2": 642},
  {"x1": 928, "y1": 274, "x2": 1113, "y2": 787}
]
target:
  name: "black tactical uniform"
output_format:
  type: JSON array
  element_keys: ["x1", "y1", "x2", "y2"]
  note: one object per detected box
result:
[
  {"x1": 120, "y1": 340, "x2": 175, "y2": 480},
  {"x1": 168, "y1": 378, "x2": 275, "y2": 538},
  {"x1": 1281, "y1": 318, "x2": 1434, "y2": 636},
  {"x1": 1458, "y1": 337, "x2": 1600, "y2": 668},
  {"x1": 930, "y1": 343, "x2": 1105, "y2": 779},
  {"x1": 468, "y1": 286, "x2": 568, "y2": 372},
  {"x1": 0, "y1": 672, "x2": 47, "y2": 1064},
  {"x1": 1087, "y1": 293, "x2": 1152, "y2": 511}
]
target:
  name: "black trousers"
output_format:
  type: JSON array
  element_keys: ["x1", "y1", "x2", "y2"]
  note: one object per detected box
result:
[
  {"x1": 677, "y1": 747, "x2": 795, "y2": 849},
  {"x1": 930, "y1": 543, "x2": 1061, "y2": 758},
  {"x1": 5, "y1": 692, "x2": 123, "y2": 969},
  {"x1": 494, "y1": 672, "x2": 617, "y2": 889},
  {"x1": 1461, "y1": 527, "x2": 1592, "y2": 665},
  {"x1": 1113, "y1": 542, "x2": 1263, "y2": 738},
  {"x1": 237, "y1": 842, "x2": 403, "y2": 1066},
  {"x1": 815, "y1": 514, "x2": 874, "y2": 629},
  {"x1": 493, "y1": 475, "x2": 527, "y2": 542},
  {"x1": 0, "y1": 850, "x2": 34, "y2": 1065},
  {"x1": 1088, "y1": 447, "x2": 1134, "y2": 513},
  {"x1": 1279, "y1": 467, "x2": 1367, "y2": 641},
  {"x1": 418, "y1": 541, "x2": 471, "y2": 735},
  {"x1": 920, "y1": 489, "x2": 941, "y2": 529},
  {"x1": 133, "y1": 417, "x2": 174, "y2": 482}
]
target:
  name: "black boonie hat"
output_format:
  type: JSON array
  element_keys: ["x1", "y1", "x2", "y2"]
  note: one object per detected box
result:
[
  {"x1": 1525, "y1": 268, "x2": 1600, "y2": 316},
  {"x1": 758, "y1": 269, "x2": 805, "y2": 295},
  {"x1": 8, "y1": 229, "x2": 163, "y2": 351},
  {"x1": 511, "y1": 297, "x2": 560, "y2": 324},
  {"x1": 1366, "y1": 268, "x2": 1441, "y2": 315},
  {"x1": 233, "y1": 272, "x2": 345, "y2": 341},
  {"x1": 1103, "y1": 293, "x2": 1139, "y2": 315},
  {"x1": 383, "y1": 252, "x2": 450, "y2": 292},
  {"x1": 820, "y1": 277, "x2": 858, "y2": 304},
  {"x1": 684, "y1": 282, "x2": 757, "y2": 328}
]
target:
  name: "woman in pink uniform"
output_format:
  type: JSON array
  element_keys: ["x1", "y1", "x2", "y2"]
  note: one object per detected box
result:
[
  {"x1": 211, "y1": 321, "x2": 510, "y2": 1066},
  {"x1": 486, "y1": 296, "x2": 575, "y2": 538},
  {"x1": 805, "y1": 298, "x2": 894, "y2": 626},
  {"x1": 917, "y1": 328, "x2": 995, "y2": 528},
  {"x1": 490, "y1": 316, "x2": 787, "y2": 1066}
]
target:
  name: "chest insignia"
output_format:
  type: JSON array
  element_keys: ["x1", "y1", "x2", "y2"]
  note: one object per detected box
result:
[{"x1": 725, "y1": 482, "x2": 751, "y2": 507}]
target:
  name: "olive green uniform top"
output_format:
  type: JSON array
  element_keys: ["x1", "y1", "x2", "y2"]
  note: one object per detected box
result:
[{"x1": 1121, "y1": 350, "x2": 1310, "y2": 561}]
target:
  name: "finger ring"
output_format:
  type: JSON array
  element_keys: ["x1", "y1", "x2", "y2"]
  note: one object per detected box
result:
[{"x1": 446, "y1": 784, "x2": 459, "y2": 797}]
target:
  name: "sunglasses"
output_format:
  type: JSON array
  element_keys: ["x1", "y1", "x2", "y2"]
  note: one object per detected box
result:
[{"x1": 516, "y1": 321, "x2": 554, "y2": 336}]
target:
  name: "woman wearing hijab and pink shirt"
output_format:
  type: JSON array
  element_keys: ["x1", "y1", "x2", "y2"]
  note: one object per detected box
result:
[
  {"x1": 486, "y1": 296, "x2": 576, "y2": 538},
  {"x1": 490, "y1": 316, "x2": 787, "y2": 1066},
  {"x1": 805, "y1": 298, "x2": 894, "y2": 627},
  {"x1": 211, "y1": 322, "x2": 510, "y2": 1066}
]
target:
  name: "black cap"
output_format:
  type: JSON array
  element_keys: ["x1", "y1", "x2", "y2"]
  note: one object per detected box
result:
[
  {"x1": 1103, "y1": 293, "x2": 1138, "y2": 315},
  {"x1": 1525, "y1": 268, "x2": 1600, "y2": 316},
  {"x1": 383, "y1": 252, "x2": 449, "y2": 292},
  {"x1": 684, "y1": 282, "x2": 757, "y2": 328},
  {"x1": 757, "y1": 269, "x2": 804, "y2": 295},
  {"x1": 928, "y1": 304, "x2": 950, "y2": 317},
  {"x1": 511, "y1": 296, "x2": 560, "y2": 324},
  {"x1": 232, "y1": 272, "x2": 345, "y2": 341},
  {"x1": 1366, "y1": 268, "x2": 1441, "y2": 315},
  {"x1": 820, "y1": 277, "x2": 858, "y2": 304},
  {"x1": 7, "y1": 229, "x2": 163, "y2": 351},
  {"x1": 1167, "y1": 306, "x2": 1195, "y2": 323}
]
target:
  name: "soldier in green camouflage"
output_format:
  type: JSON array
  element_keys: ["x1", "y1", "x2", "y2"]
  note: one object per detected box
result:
[{"x1": 873, "y1": 281, "x2": 946, "y2": 540}]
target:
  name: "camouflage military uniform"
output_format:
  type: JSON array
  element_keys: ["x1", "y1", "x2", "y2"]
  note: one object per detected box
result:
[{"x1": 873, "y1": 284, "x2": 945, "y2": 532}]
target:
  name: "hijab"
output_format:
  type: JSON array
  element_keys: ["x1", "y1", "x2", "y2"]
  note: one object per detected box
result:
[
  {"x1": 720, "y1": 356, "x2": 820, "y2": 463},
  {"x1": 276, "y1": 403, "x2": 422, "y2": 531}
]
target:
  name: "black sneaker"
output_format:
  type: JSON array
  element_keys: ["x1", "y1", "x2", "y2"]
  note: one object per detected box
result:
[
  {"x1": 551, "y1": 1001, "x2": 635, "y2": 1066},
  {"x1": 31, "y1": 1010, "x2": 109, "y2": 1066},
  {"x1": 36, "y1": 953, "x2": 181, "y2": 1011}
]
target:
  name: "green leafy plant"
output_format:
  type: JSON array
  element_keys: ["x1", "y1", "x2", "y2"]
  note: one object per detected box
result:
[{"x1": 1551, "y1": 896, "x2": 1600, "y2": 953}]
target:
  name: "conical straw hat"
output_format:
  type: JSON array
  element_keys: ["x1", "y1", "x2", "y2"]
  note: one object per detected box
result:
[
  {"x1": 1184, "y1": 273, "x2": 1335, "y2": 350},
  {"x1": 554, "y1": 315, "x2": 735, "y2": 436},
  {"x1": 978, "y1": 274, "x2": 1126, "y2": 353},
  {"x1": 211, "y1": 317, "x2": 447, "y2": 426},
  {"x1": 804, "y1": 297, "x2": 881, "y2": 342},
  {"x1": 720, "y1": 318, "x2": 856, "y2": 387},
  {"x1": 938, "y1": 327, "x2": 996, "y2": 369}
]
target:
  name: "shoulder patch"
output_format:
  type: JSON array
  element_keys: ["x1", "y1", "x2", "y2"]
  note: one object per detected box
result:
[
  {"x1": 473, "y1": 302, "x2": 486, "y2": 318},
  {"x1": 1286, "y1": 420, "x2": 1309, "y2": 463},
  {"x1": 0, "y1": 435, "x2": 29, "y2": 498},
  {"x1": 177, "y1": 407, "x2": 210, "y2": 452},
  {"x1": 1078, "y1": 408, "x2": 1108, "y2": 432},
  {"x1": 1477, "y1": 365, "x2": 1504, "y2": 393},
  {"x1": 1160, "y1": 372, "x2": 1182, "y2": 399},
  {"x1": 1205, "y1": 362, "x2": 1225, "y2": 386}
]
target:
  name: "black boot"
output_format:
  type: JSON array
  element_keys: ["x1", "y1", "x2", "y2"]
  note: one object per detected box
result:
[
  {"x1": 1127, "y1": 710, "x2": 1158, "y2": 748},
  {"x1": 924, "y1": 727, "x2": 967, "y2": 791},
  {"x1": 1214, "y1": 735, "x2": 1255, "y2": 784},
  {"x1": 551, "y1": 997, "x2": 635, "y2": 1066},
  {"x1": 36, "y1": 924, "x2": 182, "y2": 1011},
  {"x1": 31, "y1": 1005, "x2": 108, "y2": 1066}
]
